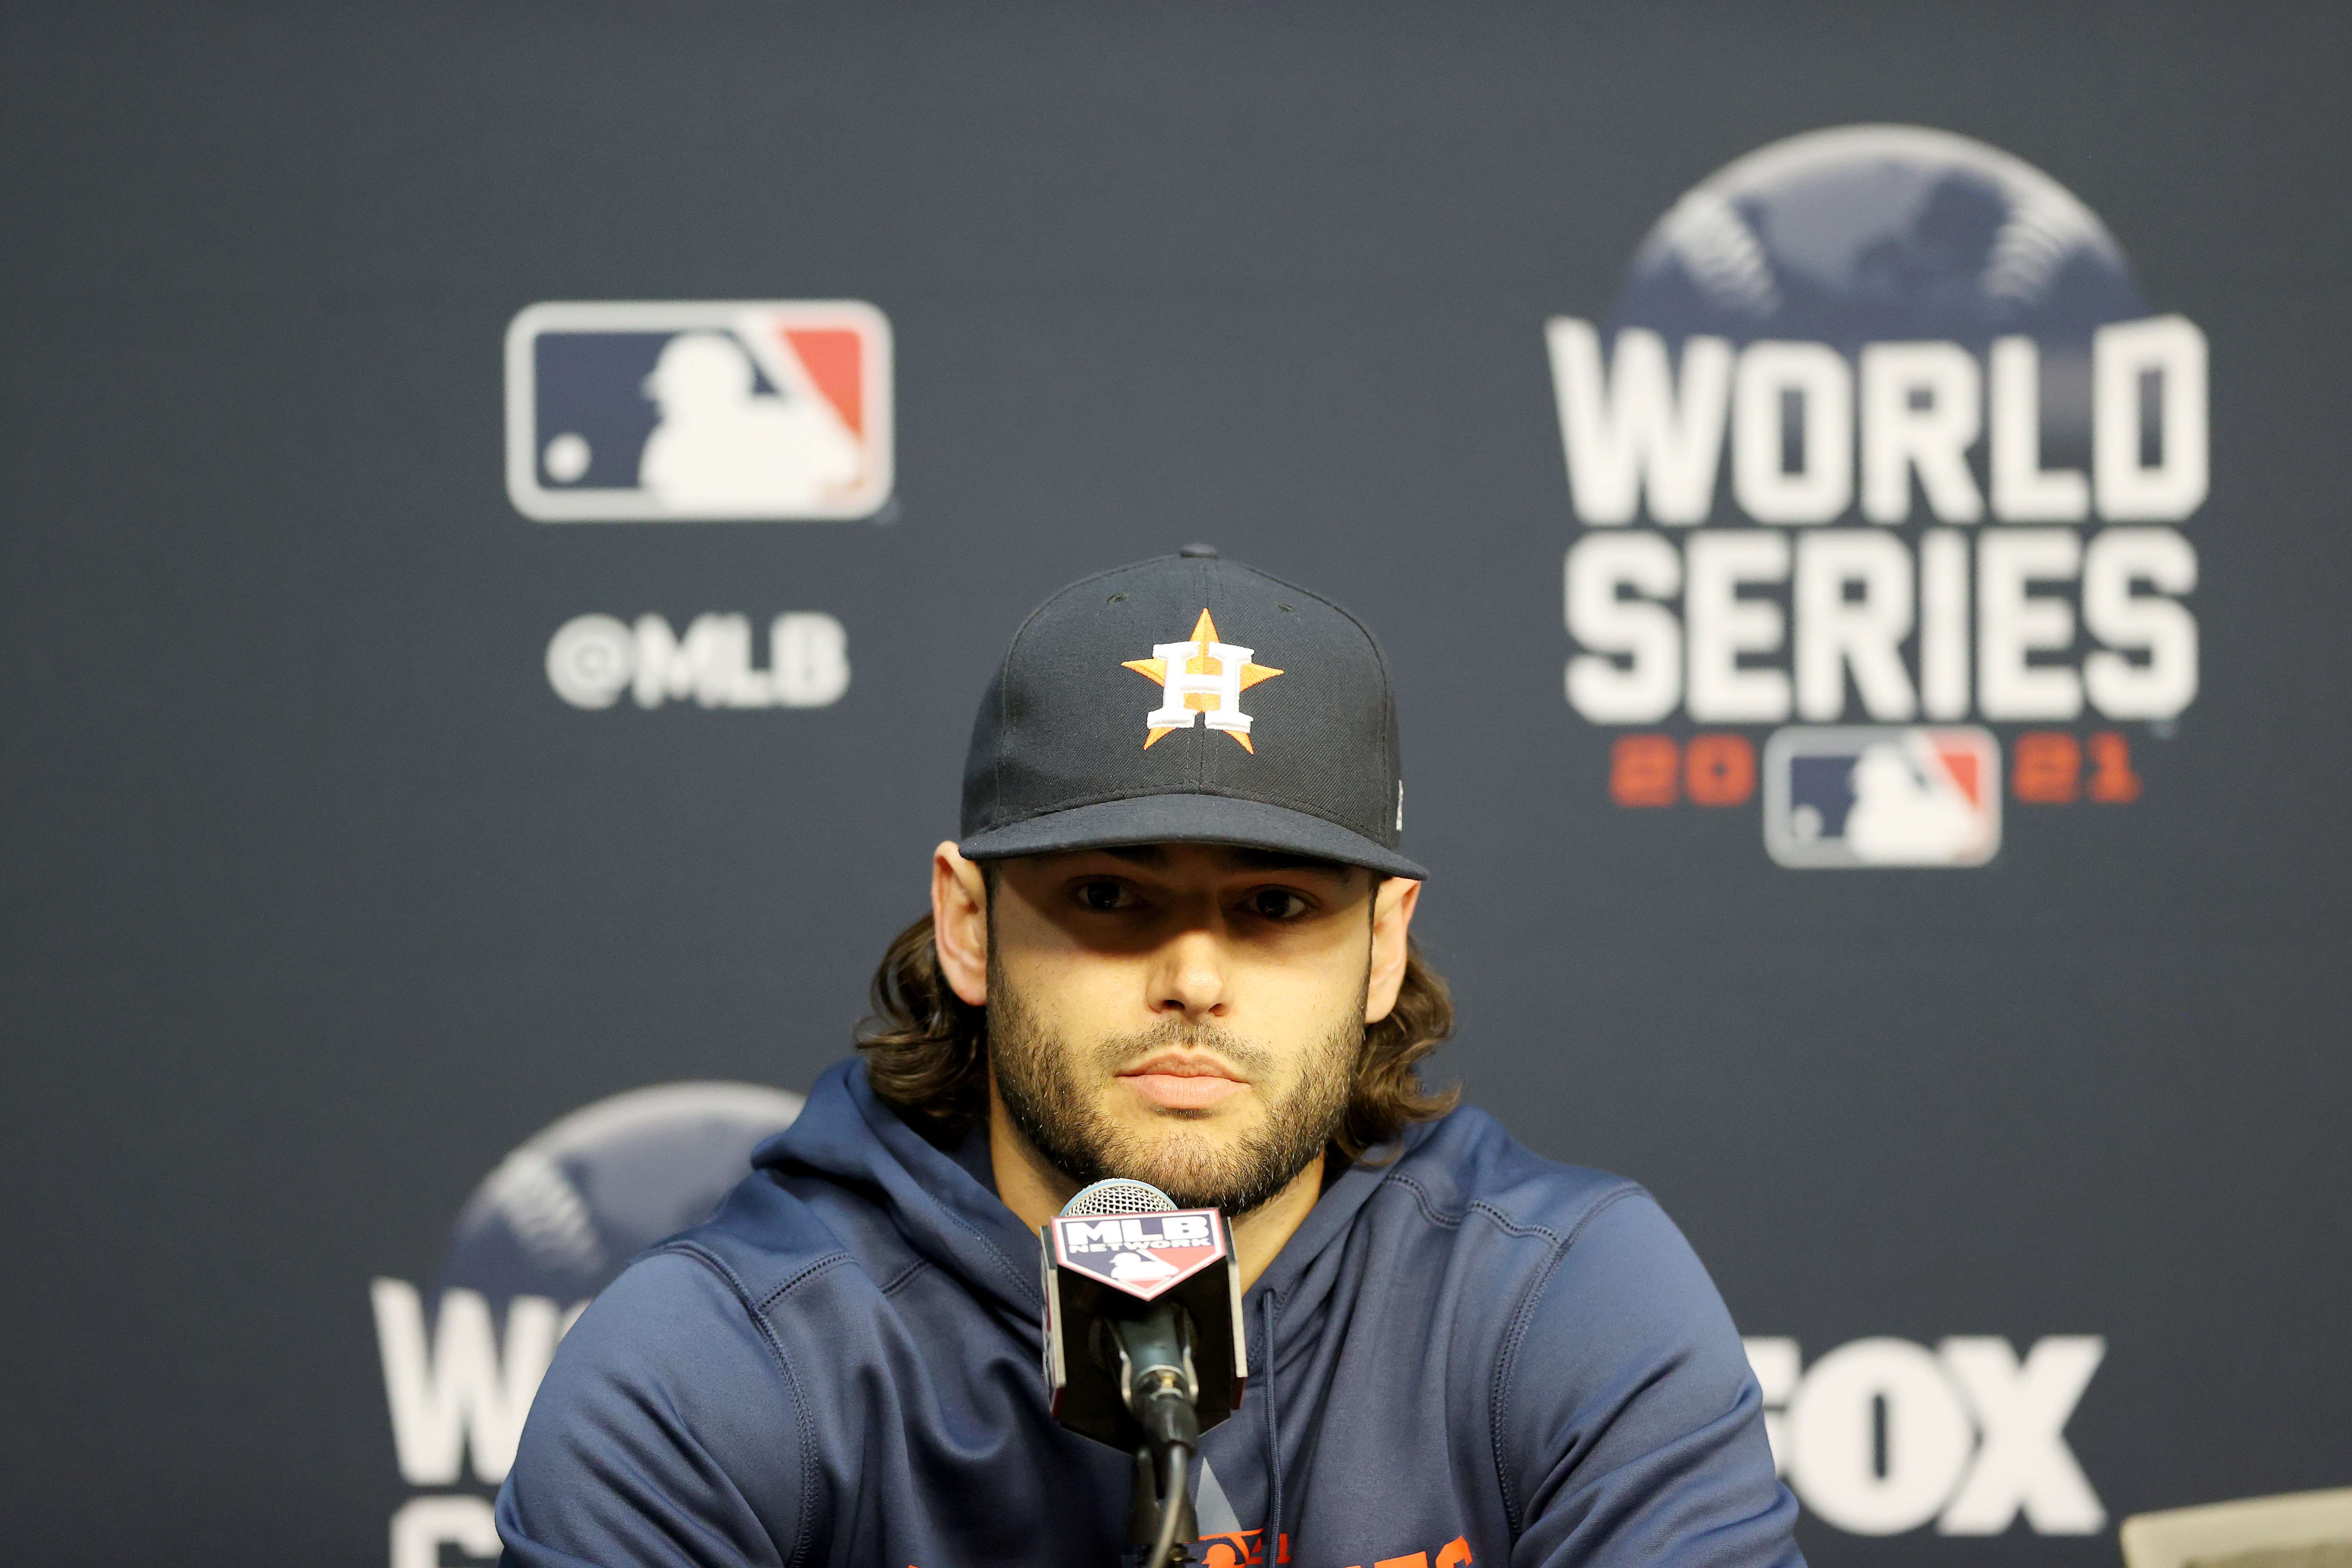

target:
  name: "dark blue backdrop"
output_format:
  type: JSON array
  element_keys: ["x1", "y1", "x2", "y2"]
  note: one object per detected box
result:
[{"x1": 3, "y1": 4, "x2": 2345, "y2": 1566}]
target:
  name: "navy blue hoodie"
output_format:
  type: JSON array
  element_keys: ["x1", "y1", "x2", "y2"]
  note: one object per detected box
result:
[{"x1": 497, "y1": 1062, "x2": 1801, "y2": 1568}]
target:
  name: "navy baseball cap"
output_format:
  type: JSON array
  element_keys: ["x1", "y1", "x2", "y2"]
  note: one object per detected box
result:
[{"x1": 958, "y1": 547, "x2": 1424, "y2": 880}]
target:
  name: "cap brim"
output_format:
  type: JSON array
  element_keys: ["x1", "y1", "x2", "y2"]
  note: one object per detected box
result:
[{"x1": 960, "y1": 794, "x2": 1426, "y2": 880}]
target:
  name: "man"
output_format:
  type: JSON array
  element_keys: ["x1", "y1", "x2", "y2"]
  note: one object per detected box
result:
[{"x1": 499, "y1": 548, "x2": 1801, "y2": 1568}]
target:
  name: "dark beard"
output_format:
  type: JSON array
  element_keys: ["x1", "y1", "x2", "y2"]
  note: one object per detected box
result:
[{"x1": 986, "y1": 957, "x2": 1362, "y2": 1216}]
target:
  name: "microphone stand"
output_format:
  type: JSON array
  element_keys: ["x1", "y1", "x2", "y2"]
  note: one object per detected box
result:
[
  {"x1": 1038, "y1": 1183, "x2": 1238, "y2": 1568},
  {"x1": 1119, "y1": 1323, "x2": 1200, "y2": 1568},
  {"x1": 1125, "y1": 1430, "x2": 1197, "y2": 1568}
]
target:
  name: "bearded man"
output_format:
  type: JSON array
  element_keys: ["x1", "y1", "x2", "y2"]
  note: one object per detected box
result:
[{"x1": 498, "y1": 548, "x2": 1802, "y2": 1568}]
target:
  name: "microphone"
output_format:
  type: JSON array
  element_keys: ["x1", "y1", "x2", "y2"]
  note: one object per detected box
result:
[{"x1": 1040, "y1": 1179, "x2": 1247, "y2": 1568}]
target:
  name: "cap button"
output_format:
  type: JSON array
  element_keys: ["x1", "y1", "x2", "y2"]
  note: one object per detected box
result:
[{"x1": 1178, "y1": 543, "x2": 1219, "y2": 558}]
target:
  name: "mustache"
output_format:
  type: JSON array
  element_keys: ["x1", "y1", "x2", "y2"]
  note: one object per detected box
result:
[{"x1": 1086, "y1": 1017, "x2": 1278, "y2": 1081}]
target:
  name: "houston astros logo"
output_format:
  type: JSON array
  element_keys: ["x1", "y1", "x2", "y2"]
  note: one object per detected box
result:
[{"x1": 1121, "y1": 609, "x2": 1283, "y2": 752}]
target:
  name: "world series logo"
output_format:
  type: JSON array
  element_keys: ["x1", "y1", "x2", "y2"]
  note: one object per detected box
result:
[
  {"x1": 1547, "y1": 125, "x2": 2202, "y2": 867},
  {"x1": 370, "y1": 1083, "x2": 804, "y2": 1568}
]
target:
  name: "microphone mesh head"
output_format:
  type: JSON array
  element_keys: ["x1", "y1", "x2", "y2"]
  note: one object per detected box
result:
[{"x1": 1060, "y1": 1178, "x2": 1176, "y2": 1217}]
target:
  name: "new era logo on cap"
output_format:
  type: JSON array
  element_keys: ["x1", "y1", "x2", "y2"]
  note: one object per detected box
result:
[{"x1": 958, "y1": 549, "x2": 1424, "y2": 879}]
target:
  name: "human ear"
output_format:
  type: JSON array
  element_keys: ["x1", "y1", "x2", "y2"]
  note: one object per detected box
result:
[
  {"x1": 931, "y1": 841, "x2": 991, "y2": 1008},
  {"x1": 1363, "y1": 876, "x2": 1421, "y2": 1024}
]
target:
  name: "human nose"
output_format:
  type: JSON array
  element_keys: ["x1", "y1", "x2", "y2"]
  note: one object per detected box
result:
[{"x1": 1148, "y1": 927, "x2": 1228, "y2": 1021}]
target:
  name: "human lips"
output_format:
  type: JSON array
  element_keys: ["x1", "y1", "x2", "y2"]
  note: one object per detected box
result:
[{"x1": 1118, "y1": 1051, "x2": 1249, "y2": 1111}]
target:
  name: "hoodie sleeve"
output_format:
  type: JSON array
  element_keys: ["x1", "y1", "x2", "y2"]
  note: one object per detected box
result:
[
  {"x1": 496, "y1": 1248, "x2": 809, "y2": 1568},
  {"x1": 1496, "y1": 1189, "x2": 1802, "y2": 1568}
]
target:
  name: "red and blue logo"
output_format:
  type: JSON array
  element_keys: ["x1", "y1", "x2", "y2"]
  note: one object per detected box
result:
[
  {"x1": 1764, "y1": 726, "x2": 1999, "y2": 868},
  {"x1": 1050, "y1": 1210, "x2": 1228, "y2": 1302},
  {"x1": 505, "y1": 300, "x2": 892, "y2": 522}
]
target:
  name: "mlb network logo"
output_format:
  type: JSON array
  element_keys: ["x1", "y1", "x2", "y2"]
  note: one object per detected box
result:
[
  {"x1": 1051, "y1": 1210, "x2": 1226, "y2": 1301},
  {"x1": 1764, "y1": 726, "x2": 2000, "y2": 868},
  {"x1": 505, "y1": 300, "x2": 892, "y2": 521}
]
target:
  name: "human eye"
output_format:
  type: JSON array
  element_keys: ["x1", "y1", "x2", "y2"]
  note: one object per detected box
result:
[
  {"x1": 1073, "y1": 878, "x2": 1144, "y2": 913},
  {"x1": 1241, "y1": 886, "x2": 1314, "y2": 922}
]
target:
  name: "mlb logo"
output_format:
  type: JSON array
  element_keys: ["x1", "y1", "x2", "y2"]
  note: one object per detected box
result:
[
  {"x1": 1764, "y1": 726, "x2": 2002, "y2": 869},
  {"x1": 1050, "y1": 1210, "x2": 1228, "y2": 1302},
  {"x1": 504, "y1": 300, "x2": 892, "y2": 521}
]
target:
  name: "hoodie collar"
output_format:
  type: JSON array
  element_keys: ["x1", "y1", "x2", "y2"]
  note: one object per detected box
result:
[
  {"x1": 754, "y1": 1060, "x2": 1446, "y2": 1339},
  {"x1": 753, "y1": 1061, "x2": 1045, "y2": 1321},
  {"x1": 1241, "y1": 1115, "x2": 1442, "y2": 1335}
]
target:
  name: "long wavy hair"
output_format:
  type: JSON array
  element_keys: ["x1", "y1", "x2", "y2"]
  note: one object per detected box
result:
[{"x1": 856, "y1": 909, "x2": 1457, "y2": 1161}]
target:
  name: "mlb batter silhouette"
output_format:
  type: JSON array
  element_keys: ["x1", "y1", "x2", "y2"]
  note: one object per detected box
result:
[
  {"x1": 637, "y1": 332, "x2": 861, "y2": 514},
  {"x1": 1108, "y1": 1249, "x2": 1181, "y2": 1285},
  {"x1": 1844, "y1": 742, "x2": 1978, "y2": 865}
]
